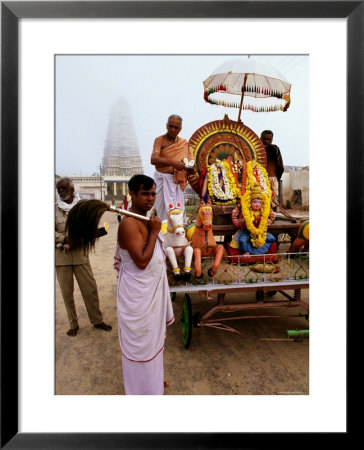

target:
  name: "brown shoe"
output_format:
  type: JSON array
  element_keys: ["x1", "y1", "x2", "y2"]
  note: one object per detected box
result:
[
  {"x1": 94, "y1": 322, "x2": 112, "y2": 331},
  {"x1": 67, "y1": 326, "x2": 79, "y2": 337}
]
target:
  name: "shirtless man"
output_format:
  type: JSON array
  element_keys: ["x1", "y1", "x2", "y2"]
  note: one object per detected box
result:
[
  {"x1": 151, "y1": 115, "x2": 194, "y2": 222},
  {"x1": 114, "y1": 174, "x2": 174, "y2": 394},
  {"x1": 260, "y1": 130, "x2": 284, "y2": 208}
]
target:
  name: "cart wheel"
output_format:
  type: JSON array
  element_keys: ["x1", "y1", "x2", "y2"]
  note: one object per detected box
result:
[
  {"x1": 181, "y1": 293, "x2": 192, "y2": 349},
  {"x1": 256, "y1": 291, "x2": 264, "y2": 301},
  {"x1": 170, "y1": 292, "x2": 176, "y2": 302}
]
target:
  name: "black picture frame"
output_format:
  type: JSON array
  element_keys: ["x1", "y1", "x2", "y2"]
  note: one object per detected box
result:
[{"x1": 1, "y1": 1, "x2": 358, "y2": 448}]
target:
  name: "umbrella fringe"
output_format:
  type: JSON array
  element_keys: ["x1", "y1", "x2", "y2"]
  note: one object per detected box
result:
[
  {"x1": 206, "y1": 86, "x2": 284, "y2": 99},
  {"x1": 204, "y1": 90, "x2": 289, "y2": 111},
  {"x1": 205, "y1": 100, "x2": 289, "y2": 111}
]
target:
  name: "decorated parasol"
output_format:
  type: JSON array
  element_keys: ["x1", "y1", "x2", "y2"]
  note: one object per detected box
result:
[{"x1": 203, "y1": 57, "x2": 292, "y2": 122}]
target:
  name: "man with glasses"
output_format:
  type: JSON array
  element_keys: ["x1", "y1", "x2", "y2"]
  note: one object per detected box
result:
[{"x1": 151, "y1": 114, "x2": 194, "y2": 222}]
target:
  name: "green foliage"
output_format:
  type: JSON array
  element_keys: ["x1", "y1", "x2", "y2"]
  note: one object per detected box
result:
[
  {"x1": 185, "y1": 205, "x2": 197, "y2": 217},
  {"x1": 215, "y1": 150, "x2": 232, "y2": 160}
]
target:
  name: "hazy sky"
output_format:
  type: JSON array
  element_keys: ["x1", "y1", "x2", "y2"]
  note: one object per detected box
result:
[{"x1": 56, "y1": 54, "x2": 309, "y2": 178}]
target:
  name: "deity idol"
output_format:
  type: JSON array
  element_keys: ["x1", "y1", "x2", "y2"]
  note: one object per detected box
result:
[
  {"x1": 226, "y1": 151, "x2": 243, "y2": 188},
  {"x1": 229, "y1": 183, "x2": 277, "y2": 255}
]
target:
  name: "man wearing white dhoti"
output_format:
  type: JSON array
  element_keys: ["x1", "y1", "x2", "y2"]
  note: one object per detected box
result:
[
  {"x1": 151, "y1": 114, "x2": 194, "y2": 223},
  {"x1": 114, "y1": 174, "x2": 174, "y2": 395}
]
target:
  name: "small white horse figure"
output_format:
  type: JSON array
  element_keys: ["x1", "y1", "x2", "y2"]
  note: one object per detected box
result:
[{"x1": 163, "y1": 202, "x2": 193, "y2": 282}]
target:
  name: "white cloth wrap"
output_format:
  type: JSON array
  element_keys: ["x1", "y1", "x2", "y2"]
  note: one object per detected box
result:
[
  {"x1": 56, "y1": 192, "x2": 81, "y2": 212},
  {"x1": 122, "y1": 352, "x2": 164, "y2": 395},
  {"x1": 114, "y1": 232, "x2": 174, "y2": 363},
  {"x1": 153, "y1": 171, "x2": 185, "y2": 223}
]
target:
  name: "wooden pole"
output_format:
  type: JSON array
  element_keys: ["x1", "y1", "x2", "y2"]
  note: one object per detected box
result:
[
  {"x1": 237, "y1": 73, "x2": 248, "y2": 123},
  {"x1": 109, "y1": 205, "x2": 150, "y2": 221}
]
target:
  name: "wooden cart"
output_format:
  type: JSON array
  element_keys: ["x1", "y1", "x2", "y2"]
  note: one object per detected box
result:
[{"x1": 168, "y1": 251, "x2": 309, "y2": 348}]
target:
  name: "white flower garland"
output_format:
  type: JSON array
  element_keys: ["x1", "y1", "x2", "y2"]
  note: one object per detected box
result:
[{"x1": 209, "y1": 160, "x2": 234, "y2": 200}]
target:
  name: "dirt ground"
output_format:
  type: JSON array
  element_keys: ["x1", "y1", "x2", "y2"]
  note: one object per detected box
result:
[{"x1": 55, "y1": 211, "x2": 309, "y2": 395}]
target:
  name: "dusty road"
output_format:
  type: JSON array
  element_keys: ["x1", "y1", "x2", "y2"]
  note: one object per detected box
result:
[{"x1": 56, "y1": 211, "x2": 309, "y2": 395}]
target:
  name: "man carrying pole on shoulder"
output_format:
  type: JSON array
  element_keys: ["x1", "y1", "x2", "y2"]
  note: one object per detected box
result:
[{"x1": 114, "y1": 174, "x2": 174, "y2": 395}]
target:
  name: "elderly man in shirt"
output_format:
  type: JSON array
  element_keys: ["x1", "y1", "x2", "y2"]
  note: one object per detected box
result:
[{"x1": 55, "y1": 177, "x2": 112, "y2": 336}]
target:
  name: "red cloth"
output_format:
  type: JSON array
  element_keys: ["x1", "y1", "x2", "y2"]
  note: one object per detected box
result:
[{"x1": 226, "y1": 241, "x2": 278, "y2": 264}]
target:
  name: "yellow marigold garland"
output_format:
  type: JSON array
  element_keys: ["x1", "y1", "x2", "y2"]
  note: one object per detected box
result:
[
  {"x1": 246, "y1": 160, "x2": 272, "y2": 198},
  {"x1": 207, "y1": 167, "x2": 214, "y2": 199},
  {"x1": 239, "y1": 161, "x2": 272, "y2": 248}
]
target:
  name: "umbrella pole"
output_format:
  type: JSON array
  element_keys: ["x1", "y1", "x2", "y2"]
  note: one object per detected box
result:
[{"x1": 237, "y1": 73, "x2": 248, "y2": 123}]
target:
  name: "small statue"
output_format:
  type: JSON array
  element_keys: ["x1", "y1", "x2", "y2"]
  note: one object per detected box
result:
[
  {"x1": 163, "y1": 203, "x2": 193, "y2": 281},
  {"x1": 190, "y1": 200, "x2": 225, "y2": 278}
]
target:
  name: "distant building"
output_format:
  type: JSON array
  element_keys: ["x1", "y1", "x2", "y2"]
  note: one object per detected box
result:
[
  {"x1": 184, "y1": 185, "x2": 200, "y2": 206},
  {"x1": 102, "y1": 97, "x2": 143, "y2": 200},
  {"x1": 281, "y1": 166, "x2": 309, "y2": 209}
]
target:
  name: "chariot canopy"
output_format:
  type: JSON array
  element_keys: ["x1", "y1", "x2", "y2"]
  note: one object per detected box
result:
[
  {"x1": 203, "y1": 56, "x2": 292, "y2": 122},
  {"x1": 188, "y1": 56, "x2": 292, "y2": 206}
]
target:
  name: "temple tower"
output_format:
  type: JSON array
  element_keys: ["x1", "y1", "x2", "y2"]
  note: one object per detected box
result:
[{"x1": 102, "y1": 97, "x2": 143, "y2": 200}]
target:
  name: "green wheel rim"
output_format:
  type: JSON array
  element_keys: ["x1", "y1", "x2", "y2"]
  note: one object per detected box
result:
[{"x1": 181, "y1": 294, "x2": 192, "y2": 348}]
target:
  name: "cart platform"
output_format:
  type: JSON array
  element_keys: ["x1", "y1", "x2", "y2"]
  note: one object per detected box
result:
[{"x1": 167, "y1": 252, "x2": 309, "y2": 348}]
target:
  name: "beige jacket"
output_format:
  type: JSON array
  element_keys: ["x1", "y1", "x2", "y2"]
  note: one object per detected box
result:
[{"x1": 55, "y1": 204, "x2": 89, "y2": 266}]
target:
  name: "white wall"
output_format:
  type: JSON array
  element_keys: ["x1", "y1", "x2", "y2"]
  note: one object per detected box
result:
[{"x1": 281, "y1": 167, "x2": 309, "y2": 208}]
